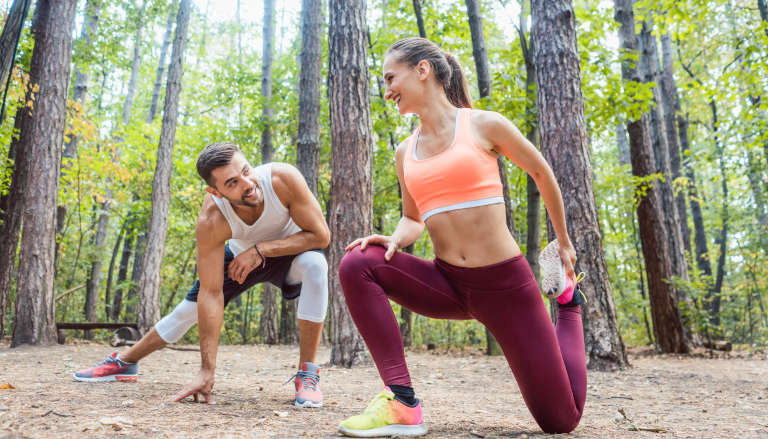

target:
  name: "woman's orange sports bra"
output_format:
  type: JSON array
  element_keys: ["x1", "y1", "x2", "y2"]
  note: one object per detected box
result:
[{"x1": 403, "y1": 108, "x2": 504, "y2": 222}]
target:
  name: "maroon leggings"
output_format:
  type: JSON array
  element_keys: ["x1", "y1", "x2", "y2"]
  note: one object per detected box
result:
[{"x1": 339, "y1": 245, "x2": 586, "y2": 433}]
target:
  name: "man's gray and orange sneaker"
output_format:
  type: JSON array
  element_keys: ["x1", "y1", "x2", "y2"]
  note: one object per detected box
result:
[
  {"x1": 293, "y1": 362, "x2": 323, "y2": 408},
  {"x1": 339, "y1": 388, "x2": 427, "y2": 437},
  {"x1": 73, "y1": 351, "x2": 138, "y2": 382}
]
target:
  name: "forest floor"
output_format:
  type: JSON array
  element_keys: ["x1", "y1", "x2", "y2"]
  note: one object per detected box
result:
[{"x1": 0, "y1": 339, "x2": 766, "y2": 439}]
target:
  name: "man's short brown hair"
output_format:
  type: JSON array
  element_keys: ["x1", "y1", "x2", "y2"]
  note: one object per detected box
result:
[{"x1": 196, "y1": 142, "x2": 241, "y2": 186}]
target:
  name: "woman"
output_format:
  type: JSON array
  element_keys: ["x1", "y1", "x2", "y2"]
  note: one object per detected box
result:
[{"x1": 337, "y1": 37, "x2": 586, "y2": 437}]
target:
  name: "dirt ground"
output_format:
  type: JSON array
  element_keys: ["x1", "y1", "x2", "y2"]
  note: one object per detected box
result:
[{"x1": 0, "y1": 339, "x2": 766, "y2": 439}]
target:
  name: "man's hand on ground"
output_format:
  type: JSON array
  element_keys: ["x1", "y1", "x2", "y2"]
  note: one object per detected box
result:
[
  {"x1": 228, "y1": 247, "x2": 263, "y2": 284},
  {"x1": 172, "y1": 369, "x2": 215, "y2": 404}
]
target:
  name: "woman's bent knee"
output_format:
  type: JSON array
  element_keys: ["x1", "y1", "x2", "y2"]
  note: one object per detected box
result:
[{"x1": 338, "y1": 246, "x2": 385, "y2": 283}]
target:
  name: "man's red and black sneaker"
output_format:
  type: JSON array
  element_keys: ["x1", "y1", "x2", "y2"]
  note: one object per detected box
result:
[{"x1": 73, "y1": 351, "x2": 138, "y2": 382}]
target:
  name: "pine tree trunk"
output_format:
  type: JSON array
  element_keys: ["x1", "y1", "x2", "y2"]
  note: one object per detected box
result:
[
  {"x1": 10, "y1": 0, "x2": 77, "y2": 347},
  {"x1": 517, "y1": 1, "x2": 542, "y2": 284},
  {"x1": 678, "y1": 112, "x2": 712, "y2": 280},
  {"x1": 532, "y1": 0, "x2": 629, "y2": 368},
  {"x1": 659, "y1": 33, "x2": 692, "y2": 257},
  {"x1": 279, "y1": 298, "x2": 298, "y2": 344},
  {"x1": 328, "y1": 0, "x2": 372, "y2": 367},
  {"x1": 104, "y1": 218, "x2": 126, "y2": 319},
  {"x1": 83, "y1": 201, "x2": 109, "y2": 337},
  {"x1": 256, "y1": 0, "x2": 280, "y2": 340},
  {"x1": 0, "y1": 0, "x2": 30, "y2": 99},
  {"x1": 122, "y1": 6, "x2": 144, "y2": 126},
  {"x1": 261, "y1": 0, "x2": 275, "y2": 163},
  {"x1": 111, "y1": 217, "x2": 135, "y2": 320},
  {"x1": 0, "y1": 109, "x2": 24, "y2": 338},
  {"x1": 296, "y1": 0, "x2": 323, "y2": 195},
  {"x1": 710, "y1": 100, "x2": 727, "y2": 327},
  {"x1": 412, "y1": 0, "x2": 427, "y2": 38},
  {"x1": 614, "y1": 0, "x2": 689, "y2": 354},
  {"x1": 759, "y1": 0, "x2": 768, "y2": 38},
  {"x1": 63, "y1": 0, "x2": 100, "y2": 159},
  {"x1": 148, "y1": 0, "x2": 178, "y2": 124},
  {"x1": 259, "y1": 286, "x2": 279, "y2": 344},
  {"x1": 136, "y1": 0, "x2": 191, "y2": 334},
  {"x1": 637, "y1": 22, "x2": 689, "y2": 285}
]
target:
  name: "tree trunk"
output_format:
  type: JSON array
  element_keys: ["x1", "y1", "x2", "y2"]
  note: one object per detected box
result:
[
  {"x1": 532, "y1": 0, "x2": 629, "y2": 368},
  {"x1": 112, "y1": 217, "x2": 135, "y2": 320},
  {"x1": 256, "y1": 0, "x2": 279, "y2": 341},
  {"x1": 10, "y1": 0, "x2": 77, "y2": 347},
  {"x1": 412, "y1": 0, "x2": 427, "y2": 38},
  {"x1": 135, "y1": 0, "x2": 191, "y2": 334},
  {"x1": 710, "y1": 100, "x2": 727, "y2": 327},
  {"x1": 63, "y1": 0, "x2": 100, "y2": 159},
  {"x1": 614, "y1": 0, "x2": 688, "y2": 354},
  {"x1": 148, "y1": 0, "x2": 178, "y2": 124},
  {"x1": 0, "y1": 0, "x2": 31, "y2": 124},
  {"x1": 328, "y1": 0, "x2": 372, "y2": 367},
  {"x1": 0, "y1": 106, "x2": 25, "y2": 338},
  {"x1": 296, "y1": 0, "x2": 323, "y2": 195},
  {"x1": 261, "y1": 0, "x2": 275, "y2": 163},
  {"x1": 659, "y1": 33, "x2": 692, "y2": 257},
  {"x1": 122, "y1": 5, "x2": 144, "y2": 126},
  {"x1": 517, "y1": 0, "x2": 542, "y2": 284},
  {"x1": 637, "y1": 22, "x2": 689, "y2": 285},
  {"x1": 83, "y1": 201, "x2": 110, "y2": 337},
  {"x1": 104, "y1": 218, "x2": 126, "y2": 319},
  {"x1": 678, "y1": 112, "x2": 712, "y2": 280},
  {"x1": 746, "y1": 149, "x2": 768, "y2": 246},
  {"x1": 279, "y1": 298, "x2": 298, "y2": 344},
  {"x1": 259, "y1": 286, "x2": 279, "y2": 344}
]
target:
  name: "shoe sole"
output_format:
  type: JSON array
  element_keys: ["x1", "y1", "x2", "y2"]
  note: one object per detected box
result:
[
  {"x1": 294, "y1": 399, "x2": 323, "y2": 408},
  {"x1": 72, "y1": 373, "x2": 137, "y2": 383},
  {"x1": 538, "y1": 240, "x2": 567, "y2": 299},
  {"x1": 338, "y1": 423, "x2": 428, "y2": 437}
]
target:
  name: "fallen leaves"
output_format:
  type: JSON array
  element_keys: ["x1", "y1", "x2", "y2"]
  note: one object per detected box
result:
[{"x1": 0, "y1": 383, "x2": 15, "y2": 390}]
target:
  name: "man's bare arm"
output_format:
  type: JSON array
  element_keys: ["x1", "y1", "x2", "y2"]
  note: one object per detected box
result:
[
  {"x1": 173, "y1": 203, "x2": 228, "y2": 403},
  {"x1": 256, "y1": 163, "x2": 330, "y2": 256}
]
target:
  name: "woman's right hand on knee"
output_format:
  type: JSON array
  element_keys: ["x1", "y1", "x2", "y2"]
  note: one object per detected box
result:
[{"x1": 345, "y1": 234, "x2": 399, "y2": 260}]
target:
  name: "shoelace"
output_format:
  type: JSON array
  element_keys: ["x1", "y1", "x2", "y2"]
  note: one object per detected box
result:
[
  {"x1": 574, "y1": 272, "x2": 587, "y2": 303},
  {"x1": 363, "y1": 392, "x2": 392, "y2": 415},
  {"x1": 285, "y1": 371, "x2": 320, "y2": 391}
]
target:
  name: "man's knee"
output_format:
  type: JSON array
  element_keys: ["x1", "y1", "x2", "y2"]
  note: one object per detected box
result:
[
  {"x1": 299, "y1": 251, "x2": 328, "y2": 282},
  {"x1": 155, "y1": 299, "x2": 198, "y2": 343}
]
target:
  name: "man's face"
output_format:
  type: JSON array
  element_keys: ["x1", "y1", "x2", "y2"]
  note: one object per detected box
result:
[{"x1": 207, "y1": 153, "x2": 263, "y2": 207}]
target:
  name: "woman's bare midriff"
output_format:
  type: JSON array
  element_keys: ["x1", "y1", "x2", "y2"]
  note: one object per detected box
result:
[{"x1": 425, "y1": 203, "x2": 521, "y2": 267}]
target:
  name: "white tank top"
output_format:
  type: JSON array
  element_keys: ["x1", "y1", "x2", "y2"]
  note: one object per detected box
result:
[{"x1": 212, "y1": 163, "x2": 301, "y2": 256}]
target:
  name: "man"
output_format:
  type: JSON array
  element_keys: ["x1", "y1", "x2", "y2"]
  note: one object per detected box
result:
[{"x1": 74, "y1": 142, "x2": 330, "y2": 408}]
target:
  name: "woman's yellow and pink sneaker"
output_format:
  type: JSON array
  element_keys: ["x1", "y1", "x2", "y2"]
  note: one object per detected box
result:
[{"x1": 338, "y1": 388, "x2": 427, "y2": 437}]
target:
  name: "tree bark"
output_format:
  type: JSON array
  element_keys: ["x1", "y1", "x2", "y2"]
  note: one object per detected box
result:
[
  {"x1": 104, "y1": 218, "x2": 126, "y2": 319},
  {"x1": 112, "y1": 217, "x2": 135, "y2": 320},
  {"x1": 0, "y1": 103, "x2": 24, "y2": 338},
  {"x1": 412, "y1": 0, "x2": 427, "y2": 38},
  {"x1": 637, "y1": 22, "x2": 689, "y2": 285},
  {"x1": 328, "y1": 0, "x2": 372, "y2": 367},
  {"x1": 517, "y1": 0, "x2": 542, "y2": 284},
  {"x1": 83, "y1": 201, "x2": 110, "y2": 336},
  {"x1": 614, "y1": 0, "x2": 688, "y2": 354},
  {"x1": 659, "y1": 33, "x2": 692, "y2": 257},
  {"x1": 296, "y1": 0, "x2": 323, "y2": 195},
  {"x1": 710, "y1": 100, "x2": 727, "y2": 327},
  {"x1": 259, "y1": 286, "x2": 279, "y2": 344},
  {"x1": 279, "y1": 298, "x2": 298, "y2": 344},
  {"x1": 257, "y1": 0, "x2": 279, "y2": 341},
  {"x1": 135, "y1": 0, "x2": 191, "y2": 334},
  {"x1": 148, "y1": 0, "x2": 178, "y2": 124},
  {"x1": 0, "y1": 0, "x2": 31, "y2": 124},
  {"x1": 261, "y1": 0, "x2": 275, "y2": 163},
  {"x1": 122, "y1": 5, "x2": 144, "y2": 126},
  {"x1": 10, "y1": 0, "x2": 77, "y2": 347},
  {"x1": 532, "y1": 0, "x2": 629, "y2": 368},
  {"x1": 63, "y1": 0, "x2": 100, "y2": 159}
]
